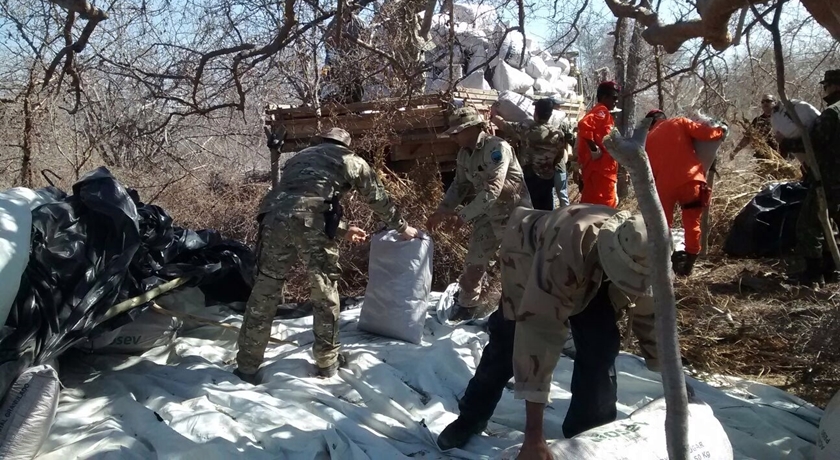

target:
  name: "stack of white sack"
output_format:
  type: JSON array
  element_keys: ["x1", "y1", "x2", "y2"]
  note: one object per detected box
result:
[
  {"x1": 415, "y1": 2, "x2": 580, "y2": 99},
  {"x1": 494, "y1": 90, "x2": 572, "y2": 129}
]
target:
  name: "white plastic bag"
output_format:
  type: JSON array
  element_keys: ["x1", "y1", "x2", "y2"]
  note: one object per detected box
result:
[
  {"x1": 547, "y1": 56, "x2": 571, "y2": 76},
  {"x1": 525, "y1": 56, "x2": 549, "y2": 80},
  {"x1": 493, "y1": 62, "x2": 534, "y2": 94},
  {"x1": 358, "y1": 230, "x2": 433, "y2": 344},
  {"x1": 500, "y1": 398, "x2": 734, "y2": 460},
  {"x1": 771, "y1": 99, "x2": 820, "y2": 139},
  {"x1": 499, "y1": 31, "x2": 528, "y2": 68},
  {"x1": 817, "y1": 390, "x2": 840, "y2": 460},
  {"x1": 533, "y1": 78, "x2": 551, "y2": 93},
  {"x1": 452, "y1": 3, "x2": 498, "y2": 32},
  {"x1": 495, "y1": 90, "x2": 535, "y2": 123},
  {"x1": 692, "y1": 113, "x2": 730, "y2": 175},
  {"x1": 458, "y1": 70, "x2": 490, "y2": 90},
  {"x1": 0, "y1": 365, "x2": 61, "y2": 460}
]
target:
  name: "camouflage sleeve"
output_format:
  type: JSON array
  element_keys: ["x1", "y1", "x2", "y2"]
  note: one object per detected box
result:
[
  {"x1": 512, "y1": 247, "x2": 572, "y2": 404},
  {"x1": 439, "y1": 154, "x2": 471, "y2": 212},
  {"x1": 628, "y1": 294, "x2": 659, "y2": 372},
  {"x1": 810, "y1": 108, "x2": 840, "y2": 160},
  {"x1": 457, "y1": 141, "x2": 513, "y2": 223},
  {"x1": 347, "y1": 157, "x2": 408, "y2": 232},
  {"x1": 494, "y1": 119, "x2": 525, "y2": 139}
]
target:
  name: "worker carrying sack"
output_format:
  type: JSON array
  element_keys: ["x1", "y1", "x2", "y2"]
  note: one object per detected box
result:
[
  {"x1": 499, "y1": 397, "x2": 734, "y2": 460},
  {"x1": 358, "y1": 230, "x2": 433, "y2": 344}
]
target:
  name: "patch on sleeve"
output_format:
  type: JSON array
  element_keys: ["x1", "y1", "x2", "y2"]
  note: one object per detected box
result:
[
  {"x1": 491, "y1": 150, "x2": 503, "y2": 164},
  {"x1": 595, "y1": 110, "x2": 607, "y2": 119}
]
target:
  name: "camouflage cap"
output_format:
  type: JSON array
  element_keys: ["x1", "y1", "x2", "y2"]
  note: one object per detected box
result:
[
  {"x1": 597, "y1": 211, "x2": 652, "y2": 297},
  {"x1": 316, "y1": 127, "x2": 351, "y2": 147},
  {"x1": 444, "y1": 106, "x2": 486, "y2": 135}
]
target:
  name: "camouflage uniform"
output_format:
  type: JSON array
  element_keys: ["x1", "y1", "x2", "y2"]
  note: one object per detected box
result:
[
  {"x1": 795, "y1": 94, "x2": 840, "y2": 262},
  {"x1": 438, "y1": 130, "x2": 530, "y2": 309},
  {"x1": 500, "y1": 205, "x2": 657, "y2": 408},
  {"x1": 495, "y1": 119, "x2": 566, "y2": 210},
  {"x1": 442, "y1": 204, "x2": 657, "y2": 443},
  {"x1": 237, "y1": 142, "x2": 407, "y2": 374}
]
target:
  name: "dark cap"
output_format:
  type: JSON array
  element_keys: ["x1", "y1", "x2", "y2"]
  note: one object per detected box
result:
[
  {"x1": 820, "y1": 69, "x2": 840, "y2": 86},
  {"x1": 645, "y1": 109, "x2": 665, "y2": 118}
]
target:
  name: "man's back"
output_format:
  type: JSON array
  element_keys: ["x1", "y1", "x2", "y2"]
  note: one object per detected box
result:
[{"x1": 647, "y1": 117, "x2": 722, "y2": 190}]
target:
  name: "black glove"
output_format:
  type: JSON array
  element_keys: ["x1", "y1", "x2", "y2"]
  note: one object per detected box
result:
[{"x1": 267, "y1": 132, "x2": 283, "y2": 150}]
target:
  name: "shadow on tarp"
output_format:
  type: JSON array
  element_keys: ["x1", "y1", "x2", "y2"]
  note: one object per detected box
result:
[{"x1": 0, "y1": 167, "x2": 255, "y2": 396}]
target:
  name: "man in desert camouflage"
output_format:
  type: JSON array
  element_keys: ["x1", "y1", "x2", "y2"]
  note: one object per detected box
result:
[
  {"x1": 235, "y1": 128, "x2": 418, "y2": 382},
  {"x1": 437, "y1": 205, "x2": 660, "y2": 454},
  {"x1": 490, "y1": 98, "x2": 570, "y2": 211},
  {"x1": 427, "y1": 106, "x2": 531, "y2": 321}
]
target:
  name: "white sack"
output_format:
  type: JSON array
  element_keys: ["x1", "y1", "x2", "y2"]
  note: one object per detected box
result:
[
  {"x1": 533, "y1": 78, "x2": 551, "y2": 93},
  {"x1": 547, "y1": 56, "x2": 571, "y2": 76},
  {"x1": 692, "y1": 113, "x2": 730, "y2": 175},
  {"x1": 0, "y1": 191, "x2": 31, "y2": 328},
  {"x1": 452, "y1": 3, "x2": 498, "y2": 32},
  {"x1": 460, "y1": 34, "x2": 490, "y2": 72},
  {"x1": 493, "y1": 62, "x2": 534, "y2": 94},
  {"x1": 771, "y1": 99, "x2": 820, "y2": 139},
  {"x1": 817, "y1": 390, "x2": 840, "y2": 460},
  {"x1": 495, "y1": 90, "x2": 535, "y2": 123},
  {"x1": 457, "y1": 70, "x2": 490, "y2": 90},
  {"x1": 358, "y1": 230, "x2": 433, "y2": 344},
  {"x1": 0, "y1": 365, "x2": 60, "y2": 460},
  {"x1": 524, "y1": 56, "x2": 549, "y2": 80},
  {"x1": 77, "y1": 308, "x2": 183, "y2": 354},
  {"x1": 500, "y1": 398, "x2": 734, "y2": 460},
  {"x1": 499, "y1": 31, "x2": 528, "y2": 68},
  {"x1": 557, "y1": 75, "x2": 578, "y2": 92}
]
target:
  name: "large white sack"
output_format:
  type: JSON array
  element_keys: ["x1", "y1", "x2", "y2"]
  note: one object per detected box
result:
[
  {"x1": 452, "y1": 3, "x2": 498, "y2": 32},
  {"x1": 496, "y1": 90, "x2": 535, "y2": 123},
  {"x1": 557, "y1": 75, "x2": 578, "y2": 91},
  {"x1": 457, "y1": 70, "x2": 490, "y2": 90},
  {"x1": 499, "y1": 398, "x2": 734, "y2": 460},
  {"x1": 493, "y1": 62, "x2": 534, "y2": 94},
  {"x1": 358, "y1": 230, "x2": 433, "y2": 344},
  {"x1": 771, "y1": 99, "x2": 820, "y2": 139},
  {"x1": 692, "y1": 114, "x2": 730, "y2": 175},
  {"x1": 533, "y1": 78, "x2": 551, "y2": 93},
  {"x1": 499, "y1": 31, "x2": 528, "y2": 68},
  {"x1": 0, "y1": 365, "x2": 60, "y2": 460},
  {"x1": 547, "y1": 56, "x2": 571, "y2": 76},
  {"x1": 460, "y1": 33, "x2": 490, "y2": 72},
  {"x1": 524, "y1": 55, "x2": 549, "y2": 80},
  {"x1": 817, "y1": 390, "x2": 840, "y2": 460},
  {"x1": 77, "y1": 308, "x2": 183, "y2": 354}
]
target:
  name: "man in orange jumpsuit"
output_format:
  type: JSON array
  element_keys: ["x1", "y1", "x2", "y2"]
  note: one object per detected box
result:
[
  {"x1": 577, "y1": 81, "x2": 621, "y2": 207},
  {"x1": 645, "y1": 111, "x2": 726, "y2": 276}
]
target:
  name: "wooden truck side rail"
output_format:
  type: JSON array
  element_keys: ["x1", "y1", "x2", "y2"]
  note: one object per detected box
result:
[{"x1": 265, "y1": 89, "x2": 585, "y2": 174}]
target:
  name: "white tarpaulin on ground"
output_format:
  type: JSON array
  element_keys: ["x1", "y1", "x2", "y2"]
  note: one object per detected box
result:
[{"x1": 34, "y1": 294, "x2": 822, "y2": 459}]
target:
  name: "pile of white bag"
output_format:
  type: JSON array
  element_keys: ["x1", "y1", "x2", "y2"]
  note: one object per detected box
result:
[{"x1": 420, "y1": 3, "x2": 580, "y2": 101}]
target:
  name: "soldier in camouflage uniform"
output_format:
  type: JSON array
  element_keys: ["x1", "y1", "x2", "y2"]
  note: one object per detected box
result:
[
  {"x1": 235, "y1": 128, "x2": 417, "y2": 382},
  {"x1": 490, "y1": 98, "x2": 569, "y2": 211},
  {"x1": 790, "y1": 70, "x2": 840, "y2": 286},
  {"x1": 427, "y1": 106, "x2": 531, "y2": 321},
  {"x1": 437, "y1": 204, "x2": 660, "y2": 452}
]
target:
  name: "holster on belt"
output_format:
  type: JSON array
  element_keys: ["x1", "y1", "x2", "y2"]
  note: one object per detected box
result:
[{"x1": 324, "y1": 194, "x2": 343, "y2": 239}]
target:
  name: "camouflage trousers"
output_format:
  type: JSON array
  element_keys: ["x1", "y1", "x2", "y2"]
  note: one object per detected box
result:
[
  {"x1": 795, "y1": 186, "x2": 840, "y2": 259},
  {"x1": 237, "y1": 211, "x2": 341, "y2": 374},
  {"x1": 458, "y1": 216, "x2": 508, "y2": 309}
]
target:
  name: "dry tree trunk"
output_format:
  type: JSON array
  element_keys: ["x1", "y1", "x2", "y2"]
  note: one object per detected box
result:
[{"x1": 603, "y1": 117, "x2": 689, "y2": 460}]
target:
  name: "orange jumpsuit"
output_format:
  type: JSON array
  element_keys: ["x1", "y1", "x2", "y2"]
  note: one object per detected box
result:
[
  {"x1": 577, "y1": 103, "x2": 618, "y2": 207},
  {"x1": 646, "y1": 117, "x2": 725, "y2": 255}
]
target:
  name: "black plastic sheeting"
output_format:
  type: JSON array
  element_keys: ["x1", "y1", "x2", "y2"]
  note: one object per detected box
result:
[
  {"x1": 724, "y1": 181, "x2": 808, "y2": 258},
  {"x1": 0, "y1": 167, "x2": 254, "y2": 393}
]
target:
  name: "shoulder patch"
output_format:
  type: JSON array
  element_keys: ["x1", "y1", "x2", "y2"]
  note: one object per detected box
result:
[
  {"x1": 595, "y1": 111, "x2": 607, "y2": 119},
  {"x1": 491, "y1": 150, "x2": 503, "y2": 164}
]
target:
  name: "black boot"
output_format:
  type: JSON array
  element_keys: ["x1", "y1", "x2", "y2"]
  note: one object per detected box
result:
[
  {"x1": 233, "y1": 368, "x2": 259, "y2": 385},
  {"x1": 789, "y1": 258, "x2": 824, "y2": 287},
  {"x1": 671, "y1": 251, "x2": 699, "y2": 277},
  {"x1": 437, "y1": 417, "x2": 488, "y2": 450},
  {"x1": 823, "y1": 252, "x2": 839, "y2": 284}
]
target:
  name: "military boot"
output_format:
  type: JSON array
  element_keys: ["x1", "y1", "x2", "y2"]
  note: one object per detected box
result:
[
  {"x1": 317, "y1": 353, "x2": 347, "y2": 378},
  {"x1": 233, "y1": 368, "x2": 259, "y2": 385},
  {"x1": 436, "y1": 417, "x2": 488, "y2": 451},
  {"x1": 671, "y1": 251, "x2": 699, "y2": 277},
  {"x1": 823, "y1": 252, "x2": 839, "y2": 284},
  {"x1": 788, "y1": 258, "x2": 824, "y2": 287}
]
